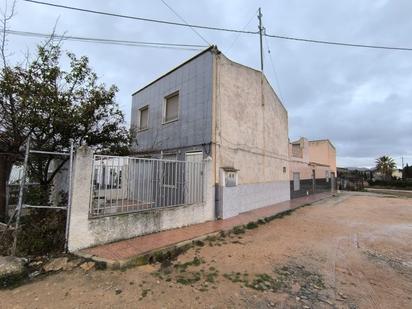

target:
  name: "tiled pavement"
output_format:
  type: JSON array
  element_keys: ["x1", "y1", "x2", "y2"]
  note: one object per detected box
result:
[{"x1": 78, "y1": 193, "x2": 333, "y2": 267}]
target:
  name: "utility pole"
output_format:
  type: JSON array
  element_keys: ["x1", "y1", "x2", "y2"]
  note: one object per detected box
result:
[{"x1": 258, "y1": 7, "x2": 264, "y2": 72}]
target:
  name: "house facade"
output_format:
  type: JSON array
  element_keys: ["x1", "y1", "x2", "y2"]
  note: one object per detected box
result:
[
  {"x1": 131, "y1": 46, "x2": 290, "y2": 219},
  {"x1": 289, "y1": 138, "x2": 336, "y2": 198},
  {"x1": 66, "y1": 46, "x2": 337, "y2": 252}
]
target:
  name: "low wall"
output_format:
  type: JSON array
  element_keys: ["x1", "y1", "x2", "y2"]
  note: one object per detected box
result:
[
  {"x1": 67, "y1": 147, "x2": 215, "y2": 252},
  {"x1": 219, "y1": 181, "x2": 290, "y2": 219}
]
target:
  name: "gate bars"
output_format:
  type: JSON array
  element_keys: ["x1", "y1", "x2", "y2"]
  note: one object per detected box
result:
[{"x1": 89, "y1": 155, "x2": 205, "y2": 217}]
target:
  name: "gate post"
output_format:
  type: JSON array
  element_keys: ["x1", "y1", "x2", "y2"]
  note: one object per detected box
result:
[{"x1": 67, "y1": 146, "x2": 94, "y2": 252}]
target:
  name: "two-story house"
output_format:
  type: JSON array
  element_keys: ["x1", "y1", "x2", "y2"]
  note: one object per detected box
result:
[
  {"x1": 131, "y1": 46, "x2": 290, "y2": 219},
  {"x1": 289, "y1": 138, "x2": 336, "y2": 198}
]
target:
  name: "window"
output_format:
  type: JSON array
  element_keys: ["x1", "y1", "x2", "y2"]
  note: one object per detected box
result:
[
  {"x1": 326, "y1": 170, "x2": 330, "y2": 182},
  {"x1": 139, "y1": 106, "x2": 149, "y2": 130},
  {"x1": 164, "y1": 92, "x2": 179, "y2": 123},
  {"x1": 95, "y1": 166, "x2": 122, "y2": 189},
  {"x1": 293, "y1": 172, "x2": 300, "y2": 191},
  {"x1": 162, "y1": 153, "x2": 177, "y2": 187},
  {"x1": 108, "y1": 168, "x2": 122, "y2": 189}
]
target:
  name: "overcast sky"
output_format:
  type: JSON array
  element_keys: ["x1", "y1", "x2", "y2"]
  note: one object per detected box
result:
[{"x1": 3, "y1": 0, "x2": 412, "y2": 168}]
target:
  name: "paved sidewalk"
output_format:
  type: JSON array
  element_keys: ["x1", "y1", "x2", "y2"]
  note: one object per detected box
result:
[{"x1": 78, "y1": 192, "x2": 333, "y2": 268}]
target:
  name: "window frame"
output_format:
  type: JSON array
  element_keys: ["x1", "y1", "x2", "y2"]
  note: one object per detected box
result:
[
  {"x1": 138, "y1": 105, "x2": 149, "y2": 131},
  {"x1": 163, "y1": 91, "x2": 179, "y2": 124}
]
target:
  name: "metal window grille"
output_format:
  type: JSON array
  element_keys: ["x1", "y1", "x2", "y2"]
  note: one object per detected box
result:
[{"x1": 89, "y1": 155, "x2": 205, "y2": 217}]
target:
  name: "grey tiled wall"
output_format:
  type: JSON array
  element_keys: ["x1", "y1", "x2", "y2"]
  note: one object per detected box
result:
[{"x1": 131, "y1": 51, "x2": 213, "y2": 153}]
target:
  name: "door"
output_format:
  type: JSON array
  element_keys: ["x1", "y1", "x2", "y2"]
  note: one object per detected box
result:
[
  {"x1": 293, "y1": 172, "x2": 300, "y2": 191},
  {"x1": 185, "y1": 152, "x2": 203, "y2": 204}
]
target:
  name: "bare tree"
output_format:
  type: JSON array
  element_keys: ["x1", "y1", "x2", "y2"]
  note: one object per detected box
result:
[{"x1": 0, "y1": 0, "x2": 16, "y2": 68}]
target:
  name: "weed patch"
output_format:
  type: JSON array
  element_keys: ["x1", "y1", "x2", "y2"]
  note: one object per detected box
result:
[
  {"x1": 248, "y1": 273, "x2": 283, "y2": 291},
  {"x1": 153, "y1": 256, "x2": 219, "y2": 289},
  {"x1": 140, "y1": 288, "x2": 151, "y2": 299},
  {"x1": 223, "y1": 271, "x2": 249, "y2": 284},
  {"x1": 245, "y1": 222, "x2": 258, "y2": 229},
  {"x1": 233, "y1": 226, "x2": 246, "y2": 234}
]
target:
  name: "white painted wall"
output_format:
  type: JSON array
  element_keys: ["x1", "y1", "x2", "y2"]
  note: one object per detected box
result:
[
  {"x1": 213, "y1": 53, "x2": 291, "y2": 218},
  {"x1": 214, "y1": 54, "x2": 289, "y2": 185},
  {"x1": 220, "y1": 181, "x2": 290, "y2": 219}
]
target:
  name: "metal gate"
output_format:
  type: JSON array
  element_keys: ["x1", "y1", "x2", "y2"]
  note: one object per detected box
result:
[
  {"x1": 1, "y1": 138, "x2": 74, "y2": 254},
  {"x1": 89, "y1": 155, "x2": 205, "y2": 217}
]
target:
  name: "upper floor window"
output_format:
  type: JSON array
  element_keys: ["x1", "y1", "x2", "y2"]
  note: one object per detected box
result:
[
  {"x1": 139, "y1": 106, "x2": 149, "y2": 130},
  {"x1": 164, "y1": 92, "x2": 179, "y2": 123}
]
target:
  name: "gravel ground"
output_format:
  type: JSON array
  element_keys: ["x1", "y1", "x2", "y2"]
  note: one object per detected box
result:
[{"x1": 1, "y1": 192, "x2": 411, "y2": 309}]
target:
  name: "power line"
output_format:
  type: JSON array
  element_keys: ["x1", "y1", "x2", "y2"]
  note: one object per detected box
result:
[
  {"x1": 226, "y1": 8, "x2": 258, "y2": 53},
  {"x1": 264, "y1": 33, "x2": 412, "y2": 51},
  {"x1": 160, "y1": 0, "x2": 210, "y2": 46},
  {"x1": 22, "y1": 0, "x2": 412, "y2": 52},
  {"x1": 4, "y1": 29, "x2": 207, "y2": 51},
  {"x1": 264, "y1": 35, "x2": 284, "y2": 103},
  {"x1": 22, "y1": 0, "x2": 258, "y2": 35}
]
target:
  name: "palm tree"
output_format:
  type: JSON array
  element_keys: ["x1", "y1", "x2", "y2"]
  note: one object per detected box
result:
[{"x1": 375, "y1": 156, "x2": 397, "y2": 180}]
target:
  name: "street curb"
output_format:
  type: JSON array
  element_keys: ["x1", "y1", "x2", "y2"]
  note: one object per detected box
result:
[
  {"x1": 74, "y1": 231, "x2": 222, "y2": 270},
  {"x1": 73, "y1": 193, "x2": 336, "y2": 269}
]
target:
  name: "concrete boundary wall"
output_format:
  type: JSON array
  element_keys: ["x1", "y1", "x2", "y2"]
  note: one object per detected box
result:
[
  {"x1": 219, "y1": 181, "x2": 290, "y2": 219},
  {"x1": 67, "y1": 146, "x2": 215, "y2": 252}
]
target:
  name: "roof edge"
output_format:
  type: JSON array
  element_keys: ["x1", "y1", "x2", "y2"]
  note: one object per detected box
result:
[
  {"x1": 216, "y1": 52, "x2": 287, "y2": 113},
  {"x1": 309, "y1": 139, "x2": 336, "y2": 150},
  {"x1": 132, "y1": 45, "x2": 217, "y2": 96}
]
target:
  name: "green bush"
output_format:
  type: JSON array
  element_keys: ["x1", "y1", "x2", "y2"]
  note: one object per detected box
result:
[{"x1": 16, "y1": 209, "x2": 66, "y2": 256}]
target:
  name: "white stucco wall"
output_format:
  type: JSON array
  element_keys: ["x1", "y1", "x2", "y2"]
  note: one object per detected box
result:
[
  {"x1": 220, "y1": 181, "x2": 290, "y2": 219},
  {"x1": 213, "y1": 53, "x2": 290, "y2": 218},
  {"x1": 214, "y1": 54, "x2": 289, "y2": 183}
]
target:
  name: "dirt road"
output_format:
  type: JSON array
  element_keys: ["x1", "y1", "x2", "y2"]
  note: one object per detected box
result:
[{"x1": 1, "y1": 192, "x2": 411, "y2": 308}]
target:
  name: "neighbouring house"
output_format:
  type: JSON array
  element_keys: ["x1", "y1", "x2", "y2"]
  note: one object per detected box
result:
[
  {"x1": 372, "y1": 168, "x2": 402, "y2": 181},
  {"x1": 289, "y1": 138, "x2": 336, "y2": 198},
  {"x1": 131, "y1": 45, "x2": 290, "y2": 220},
  {"x1": 392, "y1": 169, "x2": 403, "y2": 180},
  {"x1": 5, "y1": 160, "x2": 70, "y2": 215}
]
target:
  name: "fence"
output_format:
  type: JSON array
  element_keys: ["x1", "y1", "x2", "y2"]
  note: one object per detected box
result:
[
  {"x1": 1, "y1": 138, "x2": 74, "y2": 254},
  {"x1": 89, "y1": 155, "x2": 205, "y2": 217},
  {"x1": 337, "y1": 176, "x2": 365, "y2": 191}
]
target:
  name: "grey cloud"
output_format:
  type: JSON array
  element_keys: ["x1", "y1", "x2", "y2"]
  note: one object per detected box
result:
[{"x1": 3, "y1": 0, "x2": 411, "y2": 167}]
